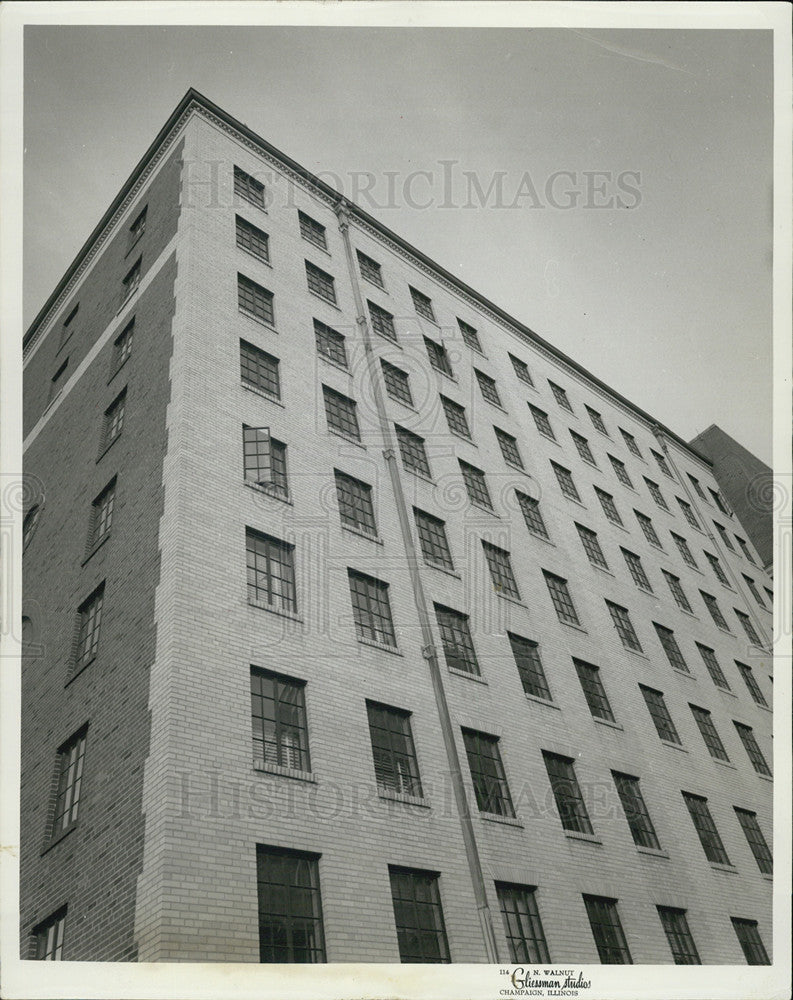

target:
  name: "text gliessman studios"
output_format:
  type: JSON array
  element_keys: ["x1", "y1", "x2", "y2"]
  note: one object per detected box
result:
[{"x1": 500, "y1": 968, "x2": 592, "y2": 997}]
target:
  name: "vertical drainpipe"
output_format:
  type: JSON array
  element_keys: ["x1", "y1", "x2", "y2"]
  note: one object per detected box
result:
[
  {"x1": 652, "y1": 427, "x2": 772, "y2": 648},
  {"x1": 334, "y1": 198, "x2": 500, "y2": 964}
]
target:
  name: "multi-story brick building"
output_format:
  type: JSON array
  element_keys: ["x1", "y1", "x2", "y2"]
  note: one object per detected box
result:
[{"x1": 21, "y1": 89, "x2": 774, "y2": 966}]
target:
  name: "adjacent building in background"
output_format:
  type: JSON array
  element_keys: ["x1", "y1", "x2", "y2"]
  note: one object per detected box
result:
[
  {"x1": 689, "y1": 425, "x2": 773, "y2": 572},
  {"x1": 21, "y1": 90, "x2": 774, "y2": 966}
]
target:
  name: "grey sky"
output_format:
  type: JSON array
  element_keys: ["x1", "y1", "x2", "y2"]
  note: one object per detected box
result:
[{"x1": 23, "y1": 26, "x2": 772, "y2": 463}]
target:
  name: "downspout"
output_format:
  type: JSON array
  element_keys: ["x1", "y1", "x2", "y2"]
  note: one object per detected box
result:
[
  {"x1": 334, "y1": 199, "x2": 500, "y2": 963},
  {"x1": 652, "y1": 427, "x2": 772, "y2": 649}
]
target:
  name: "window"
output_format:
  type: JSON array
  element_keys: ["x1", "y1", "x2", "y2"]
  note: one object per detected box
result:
[
  {"x1": 585, "y1": 405, "x2": 608, "y2": 435},
  {"x1": 551, "y1": 462, "x2": 581, "y2": 502},
  {"x1": 496, "y1": 883, "x2": 550, "y2": 963},
  {"x1": 59, "y1": 303, "x2": 78, "y2": 348},
  {"x1": 731, "y1": 919, "x2": 770, "y2": 965},
  {"x1": 463, "y1": 729, "x2": 515, "y2": 817},
  {"x1": 583, "y1": 896, "x2": 632, "y2": 964},
  {"x1": 663, "y1": 571, "x2": 693, "y2": 613},
  {"x1": 251, "y1": 667, "x2": 309, "y2": 771},
  {"x1": 509, "y1": 633, "x2": 552, "y2": 701},
  {"x1": 644, "y1": 477, "x2": 668, "y2": 510},
  {"x1": 357, "y1": 250, "x2": 383, "y2": 287},
  {"x1": 516, "y1": 490, "x2": 549, "y2": 539},
  {"x1": 620, "y1": 429, "x2": 642, "y2": 458},
  {"x1": 621, "y1": 548, "x2": 652, "y2": 591},
  {"x1": 612, "y1": 771, "x2": 660, "y2": 850},
  {"x1": 234, "y1": 165, "x2": 265, "y2": 209},
  {"x1": 434, "y1": 603, "x2": 478, "y2": 675},
  {"x1": 571, "y1": 430, "x2": 597, "y2": 466},
  {"x1": 733, "y1": 722, "x2": 771, "y2": 776},
  {"x1": 314, "y1": 319, "x2": 347, "y2": 367},
  {"x1": 671, "y1": 532, "x2": 698, "y2": 569},
  {"x1": 322, "y1": 386, "x2": 360, "y2": 441},
  {"x1": 236, "y1": 214, "x2": 270, "y2": 263},
  {"x1": 381, "y1": 359, "x2": 413, "y2": 406},
  {"x1": 714, "y1": 522, "x2": 735, "y2": 551},
  {"x1": 129, "y1": 205, "x2": 147, "y2": 243},
  {"x1": 573, "y1": 659, "x2": 615, "y2": 723},
  {"x1": 366, "y1": 701, "x2": 422, "y2": 796},
  {"x1": 49, "y1": 357, "x2": 69, "y2": 402},
  {"x1": 256, "y1": 846, "x2": 325, "y2": 962},
  {"x1": 682, "y1": 792, "x2": 731, "y2": 864},
  {"x1": 32, "y1": 908, "x2": 67, "y2": 961},
  {"x1": 651, "y1": 449, "x2": 674, "y2": 479},
  {"x1": 389, "y1": 867, "x2": 449, "y2": 963},
  {"x1": 101, "y1": 388, "x2": 126, "y2": 452},
  {"x1": 677, "y1": 497, "x2": 700, "y2": 530},
  {"x1": 246, "y1": 529, "x2": 296, "y2": 613},
  {"x1": 121, "y1": 257, "x2": 141, "y2": 301},
  {"x1": 509, "y1": 353, "x2": 534, "y2": 385},
  {"x1": 654, "y1": 623, "x2": 688, "y2": 672},
  {"x1": 763, "y1": 586, "x2": 773, "y2": 605},
  {"x1": 240, "y1": 339, "x2": 280, "y2": 398},
  {"x1": 409, "y1": 286, "x2": 436, "y2": 322},
  {"x1": 548, "y1": 380, "x2": 573, "y2": 412},
  {"x1": 734, "y1": 609, "x2": 762, "y2": 646},
  {"x1": 476, "y1": 369, "x2": 502, "y2": 407},
  {"x1": 459, "y1": 459, "x2": 492, "y2": 510},
  {"x1": 688, "y1": 474, "x2": 707, "y2": 500},
  {"x1": 243, "y1": 428, "x2": 288, "y2": 500},
  {"x1": 335, "y1": 471, "x2": 376, "y2": 536},
  {"x1": 576, "y1": 523, "x2": 608, "y2": 569},
  {"x1": 87, "y1": 478, "x2": 116, "y2": 550},
  {"x1": 298, "y1": 210, "x2": 327, "y2": 251},
  {"x1": 415, "y1": 508, "x2": 454, "y2": 570},
  {"x1": 657, "y1": 908, "x2": 701, "y2": 965},
  {"x1": 640, "y1": 685, "x2": 681, "y2": 744},
  {"x1": 701, "y1": 590, "x2": 729, "y2": 630},
  {"x1": 710, "y1": 488, "x2": 731, "y2": 515},
  {"x1": 734, "y1": 808, "x2": 772, "y2": 874},
  {"x1": 368, "y1": 300, "x2": 397, "y2": 341},
  {"x1": 690, "y1": 705, "x2": 729, "y2": 761},
  {"x1": 494, "y1": 427, "x2": 523, "y2": 468},
  {"x1": 305, "y1": 261, "x2": 336, "y2": 304},
  {"x1": 529, "y1": 404, "x2": 555, "y2": 440},
  {"x1": 238, "y1": 273, "x2": 275, "y2": 326},
  {"x1": 458, "y1": 318, "x2": 482, "y2": 352},
  {"x1": 111, "y1": 319, "x2": 134, "y2": 373},
  {"x1": 696, "y1": 644, "x2": 731, "y2": 690},
  {"x1": 595, "y1": 486, "x2": 623, "y2": 525},
  {"x1": 705, "y1": 552, "x2": 730, "y2": 587},
  {"x1": 395, "y1": 425, "x2": 431, "y2": 478},
  {"x1": 22, "y1": 505, "x2": 40, "y2": 551},
  {"x1": 347, "y1": 570, "x2": 396, "y2": 646},
  {"x1": 736, "y1": 661, "x2": 767, "y2": 707},
  {"x1": 74, "y1": 583, "x2": 104, "y2": 669},
  {"x1": 440, "y1": 395, "x2": 470, "y2": 438},
  {"x1": 609, "y1": 455, "x2": 634, "y2": 489},
  {"x1": 605, "y1": 600, "x2": 642, "y2": 651},
  {"x1": 424, "y1": 336, "x2": 453, "y2": 377},
  {"x1": 736, "y1": 536, "x2": 756, "y2": 564},
  {"x1": 542, "y1": 751, "x2": 593, "y2": 834},
  {"x1": 635, "y1": 510, "x2": 662, "y2": 548},
  {"x1": 482, "y1": 541, "x2": 521, "y2": 599},
  {"x1": 543, "y1": 571, "x2": 580, "y2": 626},
  {"x1": 51, "y1": 727, "x2": 87, "y2": 838},
  {"x1": 742, "y1": 575, "x2": 766, "y2": 609}
]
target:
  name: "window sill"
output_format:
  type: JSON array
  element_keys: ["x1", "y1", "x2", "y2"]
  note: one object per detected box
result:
[
  {"x1": 243, "y1": 480, "x2": 292, "y2": 505},
  {"x1": 526, "y1": 530, "x2": 555, "y2": 546},
  {"x1": 480, "y1": 812, "x2": 523, "y2": 829},
  {"x1": 43, "y1": 390, "x2": 63, "y2": 415},
  {"x1": 318, "y1": 353, "x2": 350, "y2": 376},
  {"x1": 361, "y1": 275, "x2": 387, "y2": 294},
  {"x1": 447, "y1": 666, "x2": 487, "y2": 684},
  {"x1": 96, "y1": 433, "x2": 122, "y2": 464},
  {"x1": 492, "y1": 590, "x2": 527, "y2": 608},
  {"x1": 589, "y1": 563, "x2": 614, "y2": 578},
  {"x1": 375, "y1": 330, "x2": 402, "y2": 349},
  {"x1": 524, "y1": 693, "x2": 560, "y2": 711},
  {"x1": 247, "y1": 599, "x2": 303, "y2": 623},
  {"x1": 425, "y1": 561, "x2": 461, "y2": 580},
  {"x1": 716, "y1": 686, "x2": 738, "y2": 699},
  {"x1": 56, "y1": 331, "x2": 74, "y2": 357},
  {"x1": 357, "y1": 636, "x2": 402, "y2": 656},
  {"x1": 253, "y1": 763, "x2": 315, "y2": 783},
  {"x1": 238, "y1": 196, "x2": 268, "y2": 215},
  {"x1": 559, "y1": 620, "x2": 589, "y2": 635},
  {"x1": 503, "y1": 461, "x2": 530, "y2": 477},
  {"x1": 604, "y1": 519, "x2": 631, "y2": 534},
  {"x1": 709, "y1": 863, "x2": 739, "y2": 875},
  {"x1": 757, "y1": 772, "x2": 773, "y2": 783},
  {"x1": 672, "y1": 667, "x2": 695, "y2": 681},
  {"x1": 308, "y1": 289, "x2": 342, "y2": 312},
  {"x1": 237, "y1": 245, "x2": 273, "y2": 270},
  {"x1": 302, "y1": 237, "x2": 332, "y2": 258},
  {"x1": 81, "y1": 534, "x2": 111, "y2": 566},
  {"x1": 762, "y1": 873, "x2": 773, "y2": 882},
  {"x1": 677, "y1": 608, "x2": 701, "y2": 622},
  {"x1": 756, "y1": 703, "x2": 772, "y2": 713},
  {"x1": 538, "y1": 432, "x2": 561, "y2": 447},
  {"x1": 239, "y1": 307, "x2": 279, "y2": 333},
  {"x1": 470, "y1": 501, "x2": 499, "y2": 518},
  {"x1": 125, "y1": 229, "x2": 145, "y2": 259},
  {"x1": 661, "y1": 739, "x2": 688, "y2": 753},
  {"x1": 430, "y1": 367, "x2": 457, "y2": 383},
  {"x1": 636, "y1": 846, "x2": 670, "y2": 860},
  {"x1": 593, "y1": 717, "x2": 624, "y2": 732},
  {"x1": 41, "y1": 824, "x2": 77, "y2": 857},
  {"x1": 712, "y1": 757, "x2": 736, "y2": 770},
  {"x1": 405, "y1": 470, "x2": 435, "y2": 486},
  {"x1": 380, "y1": 789, "x2": 430, "y2": 808},
  {"x1": 240, "y1": 381, "x2": 285, "y2": 407},
  {"x1": 634, "y1": 585, "x2": 656, "y2": 598},
  {"x1": 449, "y1": 430, "x2": 476, "y2": 447},
  {"x1": 485, "y1": 400, "x2": 510, "y2": 415},
  {"x1": 328, "y1": 428, "x2": 366, "y2": 449},
  {"x1": 386, "y1": 395, "x2": 418, "y2": 413},
  {"x1": 341, "y1": 524, "x2": 383, "y2": 545},
  {"x1": 116, "y1": 288, "x2": 139, "y2": 316},
  {"x1": 622, "y1": 645, "x2": 650, "y2": 661},
  {"x1": 107, "y1": 354, "x2": 130, "y2": 384},
  {"x1": 564, "y1": 831, "x2": 602, "y2": 846},
  {"x1": 64, "y1": 655, "x2": 96, "y2": 687}
]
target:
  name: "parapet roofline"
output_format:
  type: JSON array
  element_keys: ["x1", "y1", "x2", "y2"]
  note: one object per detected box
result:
[{"x1": 23, "y1": 86, "x2": 713, "y2": 469}]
